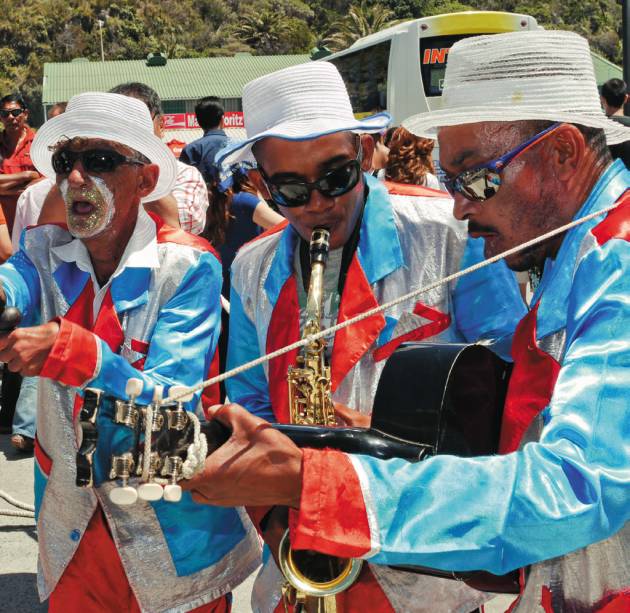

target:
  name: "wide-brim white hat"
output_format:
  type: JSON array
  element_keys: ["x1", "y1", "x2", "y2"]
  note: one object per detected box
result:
[
  {"x1": 217, "y1": 62, "x2": 390, "y2": 166},
  {"x1": 404, "y1": 30, "x2": 630, "y2": 146},
  {"x1": 31, "y1": 92, "x2": 177, "y2": 201}
]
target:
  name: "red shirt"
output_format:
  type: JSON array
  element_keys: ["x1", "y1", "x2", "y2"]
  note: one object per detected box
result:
[
  {"x1": 0, "y1": 127, "x2": 36, "y2": 174},
  {"x1": 0, "y1": 127, "x2": 38, "y2": 231}
]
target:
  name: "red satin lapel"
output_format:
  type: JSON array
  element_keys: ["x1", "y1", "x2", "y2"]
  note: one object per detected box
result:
[
  {"x1": 330, "y1": 257, "x2": 386, "y2": 392},
  {"x1": 93, "y1": 290, "x2": 125, "y2": 354},
  {"x1": 499, "y1": 303, "x2": 561, "y2": 454},
  {"x1": 591, "y1": 191, "x2": 630, "y2": 246},
  {"x1": 266, "y1": 276, "x2": 301, "y2": 423},
  {"x1": 64, "y1": 281, "x2": 94, "y2": 328}
]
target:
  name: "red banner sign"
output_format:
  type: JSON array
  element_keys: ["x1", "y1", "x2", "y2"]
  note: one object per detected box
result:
[{"x1": 163, "y1": 111, "x2": 244, "y2": 130}]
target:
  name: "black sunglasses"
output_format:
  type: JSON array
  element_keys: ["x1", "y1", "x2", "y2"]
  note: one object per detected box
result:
[
  {"x1": 258, "y1": 144, "x2": 363, "y2": 208},
  {"x1": 51, "y1": 148, "x2": 146, "y2": 175},
  {"x1": 0, "y1": 108, "x2": 26, "y2": 119}
]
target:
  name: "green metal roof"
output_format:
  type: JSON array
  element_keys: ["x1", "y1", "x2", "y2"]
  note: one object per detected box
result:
[
  {"x1": 42, "y1": 54, "x2": 310, "y2": 104},
  {"x1": 591, "y1": 52, "x2": 623, "y2": 85}
]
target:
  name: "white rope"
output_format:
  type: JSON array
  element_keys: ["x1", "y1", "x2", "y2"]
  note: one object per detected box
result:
[
  {"x1": 0, "y1": 489, "x2": 35, "y2": 511},
  {"x1": 0, "y1": 489, "x2": 35, "y2": 519},
  {"x1": 181, "y1": 411, "x2": 208, "y2": 479},
  {"x1": 0, "y1": 508, "x2": 35, "y2": 518},
  {"x1": 141, "y1": 401, "x2": 154, "y2": 482},
  {"x1": 165, "y1": 203, "x2": 618, "y2": 404}
]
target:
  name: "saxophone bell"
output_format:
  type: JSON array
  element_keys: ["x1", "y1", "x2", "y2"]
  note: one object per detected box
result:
[{"x1": 281, "y1": 227, "x2": 362, "y2": 611}]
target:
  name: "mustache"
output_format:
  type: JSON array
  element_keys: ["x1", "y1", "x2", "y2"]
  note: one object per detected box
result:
[
  {"x1": 64, "y1": 187, "x2": 104, "y2": 205},
  {"x1": 467, "y1": 221, "x2": 497, "y2": 234}
]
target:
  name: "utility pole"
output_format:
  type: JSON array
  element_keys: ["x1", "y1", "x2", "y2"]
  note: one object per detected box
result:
[{"x1": 97, "y1": 19, "x2": 105, "y2": 62}]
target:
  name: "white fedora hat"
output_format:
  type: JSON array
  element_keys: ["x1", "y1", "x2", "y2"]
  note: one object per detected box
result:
[
  {"x1": 31, "y1": 92, "x2": 177, "y2": 201},
  {"x1": 217, "y1": 61, "x2": 390, "y2": 166},
  {"x1": 404, "y1": 30, "x2": 630, "y2": 145}
]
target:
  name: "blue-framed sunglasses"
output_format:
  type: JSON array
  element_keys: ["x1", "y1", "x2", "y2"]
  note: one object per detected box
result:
[{"x1": 439, "y1": 122, "x2": 562, "y2": 202}]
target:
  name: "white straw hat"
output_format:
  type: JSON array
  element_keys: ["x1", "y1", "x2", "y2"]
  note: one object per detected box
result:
[
  {"x1": 31, "y1": 92, "x2": 177, "y2": 201},
  {"x1": 404, "y1": 30, "x2": 630, "y2": 145},
  {"x1": 217, "y1": 62, "x2": 390, "y2": 166}
]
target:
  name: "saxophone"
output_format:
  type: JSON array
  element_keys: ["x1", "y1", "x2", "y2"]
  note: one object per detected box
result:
[{"x1": 279, "y1": 228, "x2": 363, "y2": 613}]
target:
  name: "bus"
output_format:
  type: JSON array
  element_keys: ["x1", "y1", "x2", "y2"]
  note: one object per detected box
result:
[{"x1": 322, "y1": 11, "x2": 541, "y2": 125}]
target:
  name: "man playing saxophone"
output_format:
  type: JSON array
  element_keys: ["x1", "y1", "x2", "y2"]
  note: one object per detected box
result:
[{"x1": 212, "y1": 62, "x2": 526, "y2": 613}]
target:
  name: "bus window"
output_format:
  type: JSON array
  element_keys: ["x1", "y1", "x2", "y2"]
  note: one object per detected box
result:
[
  {"x1": 420, "y1": 34, "x2": 490, "y2": 97},
  {"x1": 330, "y1": 40, "x2": 391, "y2": 115}
]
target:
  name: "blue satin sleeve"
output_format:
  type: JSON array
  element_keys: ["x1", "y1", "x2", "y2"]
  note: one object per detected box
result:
[
  {"x1": 226, "y1": 285, "x2": 274, "y2": 422},
  {"x1": 354, "y1": 238, "x2": 630, "y2": 575},
  {"x1": 453, "y1": 237, "x2": 526, "y2": 360},
  {"x1": 88, "y1": 251, "x2": 222, "y2": 409},
  {"x1": 0, "y1": 240, "x2": 42, "y2": 327}
]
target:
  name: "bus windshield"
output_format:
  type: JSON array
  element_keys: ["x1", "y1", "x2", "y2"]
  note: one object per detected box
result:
[
  {"x1": 420, "y1": 34, "x2": 492, "y2": 97},
  {"x1": 329, "y1": 40, "x2": 391, "y2": 115}
]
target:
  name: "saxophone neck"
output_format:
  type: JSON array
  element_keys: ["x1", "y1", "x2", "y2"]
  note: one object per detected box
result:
[{"x1": 304, "y1": 228, "x2": 330, "y2": 328}]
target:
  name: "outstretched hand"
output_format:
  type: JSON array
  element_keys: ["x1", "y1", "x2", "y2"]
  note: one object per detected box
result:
[
  {"x1": 0, "y1": 321, "x2": 60, "y2": 376},
  {"x1": 182, "y1": 403, "x2": 304, "y2": 508}
]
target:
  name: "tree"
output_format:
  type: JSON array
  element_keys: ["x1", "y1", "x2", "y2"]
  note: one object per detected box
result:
[
  {"x1": 231, "y1": 1, "x2": 315, "y2": 54},
  {"x1": 324, "y1": 1, "x2": 399, "y2": 51}
]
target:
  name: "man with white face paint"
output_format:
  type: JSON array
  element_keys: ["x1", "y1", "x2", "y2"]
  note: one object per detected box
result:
[{"x1": 0, "y1": 93, "x2": 260, "y2": 612}]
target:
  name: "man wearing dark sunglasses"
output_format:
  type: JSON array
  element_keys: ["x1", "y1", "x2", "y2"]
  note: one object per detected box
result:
[
  {"x1": 0, "y1": 92, "x2": 259, "y2": 612},
  {"x1": 0, "y1": 93, "x2": 39, "y2": 247},
  {"x1": 208, "y1": 61, "x2": 525, "y2": 613},
  {"x1": 185, "y1": 31, "x2": 630, "y2": 613},
  {"x1": 37, "y1": 82, "x2": 212, "y2": 235}
]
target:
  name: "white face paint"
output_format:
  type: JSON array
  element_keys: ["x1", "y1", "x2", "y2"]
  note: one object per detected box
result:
[{"x1": 60, "y1": 175, "x2": 116, "y2": 239}]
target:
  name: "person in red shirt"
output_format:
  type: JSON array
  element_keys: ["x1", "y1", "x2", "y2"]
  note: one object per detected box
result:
[{"x1": 0, "y1": 93, "x2": 40, "y2": 249}]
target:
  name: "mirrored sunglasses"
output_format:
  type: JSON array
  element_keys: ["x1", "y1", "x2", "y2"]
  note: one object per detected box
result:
[
  {"x1": 259, "y1": 144, "x2": 363, "y2": 208},
  {"x1": 440, "y1": 122, "x2": 562, "y2": 202}
]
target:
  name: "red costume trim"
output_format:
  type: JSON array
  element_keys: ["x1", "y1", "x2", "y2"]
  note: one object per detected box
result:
[
  {"x1": 201, "y1": 348, "x2": 221, "y2": 411},
  {"x1": 596, "y1": 591, "x2": 630, "y2": 612},
  {"x1": 63, "y1": 280, "x2": 94, "y2": 328},
  {"x1": 540, "y1": 586, "x2": 554, "y2": 613},
  {"x1": 244, "y1": 219, "x2": 289, "y2": 248},
  {"x1": 92, "y1": 291, "x2": 124, "y2": 354},
  {"x1": 266, "y1": 276, "x2": 301, "y2": 424},
  {"x1": 384, "y1": 180, "x2": 447, "y2": 198},
  {"x1": 34, "y1": 437, "x2": 52, "y2": 476},
  {"x1": 372, "y1": 302, "x2": 451, "y2": 362},
  {"x1": 147, "y1": 211, "x2": 220, "y2": 259},
  {"x1": 49, "y1": 509, "x2": 229, "y2": 613},
  {"x1": 130, "y1": 338, "x2": 149, "y2": 354},
  {"x1": 290, "y1": 449, "x2": 372, "y2": 558},
  {"x1": 40, "y1": 317, "x2": 99, "y2": 388},
  {"x1": 330, "y1": 257, "x2": 386, "y2": 391},
  {"x1": 591, "y1": 192, "x2": 630, "y2": 246},
  {"x1": 498, "y1": 303, "x2": 561, "y2": 454}
]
